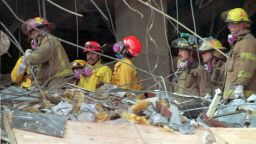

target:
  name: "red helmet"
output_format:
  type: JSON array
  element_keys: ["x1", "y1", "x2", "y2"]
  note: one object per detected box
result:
[
  {"x1": 21, "y1": 17, "x2": 55, "y2": 35},
  {"x1": 83, "y1": 41, "x2": 101, "y2": 52},
  {"x1": 123, "y1": 36, "x2": 142, "y2": 57}
]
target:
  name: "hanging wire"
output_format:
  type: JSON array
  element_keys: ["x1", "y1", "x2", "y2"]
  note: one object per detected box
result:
[
  {"x1": 190, "y1": 0, "x2": 201, "y2": 66},
  {"x1": 42, "y1": 0, "x2": 47, "y2": 19},
  {"x1": 145, "y1": 1, "x2": 162, "y2": 90},
  {"x1": 104, "y1": 0, "x2": 117, "y2": 42},
  {"x1": 80, "y1": 0, "x2": 117, "y2": 41},
  {"x1": 46, "y1": 0, "x2": 83, "y2": 17},
  {"x1": 152, "y1": 0, "x2": 180, "y2": 35},
  {"x1": 75, "y1": 0, "x2": 79, "y2": 58},
  {"x1": 38, "y1": 0, "x2": 42, "y2": 17},
  {"x1": 1, "y1": 0, "x2": 162, "y2": 84},
  {"x1": 175, "y1": 0, "x2": 179, "y2": 35},
  {"x1": 146, "y1": 2, "x2": 159, "y2": 74},
  {"x1": 137, "y1": 0, "x2": 228, "y2": 58},
  {"x1": 158, "y1": 0, "x2": 176, "y2": 82},
  {"x1": 122, "y1": 0, "x2": 144, "y2": 18},
  {"x1": 15, "y1": 0, "x2": 21, "y2": 57},
  {"x1": 89, "y1": 0, "x2": 108, "y2": 21}
]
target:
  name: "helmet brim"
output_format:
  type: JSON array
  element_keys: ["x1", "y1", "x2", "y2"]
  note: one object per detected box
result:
[{"x1": 83, "y1": 48, "x2": 101, "y2": 53}]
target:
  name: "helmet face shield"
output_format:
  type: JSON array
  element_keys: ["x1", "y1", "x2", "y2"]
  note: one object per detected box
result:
[{"x1": 113, "y1": 41, "x2": 125, "y2": 53}]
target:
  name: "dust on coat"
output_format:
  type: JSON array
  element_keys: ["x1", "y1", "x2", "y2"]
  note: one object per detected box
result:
[
  {"x1": 172, "y1": 61, "x2": 213, "y2": 97},
  {"x1": 26, "y1": 35, "x2": 73, "y2": 87},
  {"x1": 208, "y1": 58, "x2": 226, "y2": 90}
]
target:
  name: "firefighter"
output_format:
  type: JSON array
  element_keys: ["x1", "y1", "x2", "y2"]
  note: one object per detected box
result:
[
  {"x1": 221, "y1": 8, "x2": 256, "y2": 100},
  {"x1": 111, "y1": 35, "x2": 142, "y2": 90},
  {"x1": 20, "y1": 17, "x2": 73, "y2": 88},
  {"x1": 171, "y1": 35, "x2": 212, "y2": 96},
  {"x1": 77, "y1": 41, "x2": 112, "y2": 91},
  {"x1": 199, "y1": 38, "x2": 226, "y2": 90}
]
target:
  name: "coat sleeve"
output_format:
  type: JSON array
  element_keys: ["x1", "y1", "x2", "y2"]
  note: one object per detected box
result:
[
  {"x1": 11, "y1": 56, "x2": 25, "y2": 84},
  {"x1": 236, "y1": 38, "x2": 256, "y2": 86},
  {"x1": 26, "y1": 36, "x2": 55, "y2": 65}
]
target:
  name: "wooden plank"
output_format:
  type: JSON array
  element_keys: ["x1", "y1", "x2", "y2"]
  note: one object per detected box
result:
[
  {"x1": 13, "y1": 121, "x2": 256, "y2": 144},
  {"x1": 211, "y1": 128, "x2": 256, "y2": 144},
  {"x1": 3, "y1": 112, "x2": 18, "y2": 144}
]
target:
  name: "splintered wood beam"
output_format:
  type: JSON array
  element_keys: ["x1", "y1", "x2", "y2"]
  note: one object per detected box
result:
[{"x1": 3, "y1": 112, "x2": 18, "y2": 144}]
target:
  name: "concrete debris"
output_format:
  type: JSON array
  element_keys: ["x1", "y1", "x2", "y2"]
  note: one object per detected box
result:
[
  {"x1": 50, "y1": 101, "x2": 73, "y2": 116},
  {"x1": 1, "y1": 84, "x2": 256, "y2": 143}
]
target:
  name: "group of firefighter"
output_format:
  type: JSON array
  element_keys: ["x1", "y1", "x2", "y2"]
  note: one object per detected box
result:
[{"x1": 10, "y1": 8, "x2": 256, "y2": 104}]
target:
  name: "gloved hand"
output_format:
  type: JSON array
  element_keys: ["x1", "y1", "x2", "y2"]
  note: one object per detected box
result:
[
  {"x1": 24, "y1": 49, "x2": 32, "y2": 57},
  {"x1": 74, "y1": 69, "x2": 83, "y2": 80},
  {"x1": 81, "y1": 65, "x2": 93, "y2": 77},
  {"x1": 234, "y1": 85, "x2": 244, "y2": 98},
  {"x1": 17, "y1": 58, "x2": 28, "y2": 75}
]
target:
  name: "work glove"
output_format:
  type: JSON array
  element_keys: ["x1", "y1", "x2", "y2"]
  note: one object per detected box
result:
[
  {"x1": 24, "y1": 49, "x2": 32, "y2": 57},
  {"x1": 81, "y1": 65, "x2": 93, "y2": 77},
  {"x1": 74, "y1": 69, "x2": 83, "y2": 80},
  {"x1": 17, "y1": 58, "x2": 28, "y2": 75},
  {"x1": 234, "y1": 85, "x2": 244, "y2": 98}
]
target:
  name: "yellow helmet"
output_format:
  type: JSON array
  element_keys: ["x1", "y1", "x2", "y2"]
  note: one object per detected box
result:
[
  {"x1": 221, "y1": 8, "x2": 250, "y2": 23},
  {"x1": 71, "y1": 59, "x2": 87, "y2": 68},
  {"x1": 199, "y1": 38, "x2": 226, "y2": 59}
]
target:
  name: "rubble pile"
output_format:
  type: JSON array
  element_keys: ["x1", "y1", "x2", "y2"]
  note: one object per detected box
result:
[{"x1": 1, "y1": 84, "x2": 256, "y2": 143}]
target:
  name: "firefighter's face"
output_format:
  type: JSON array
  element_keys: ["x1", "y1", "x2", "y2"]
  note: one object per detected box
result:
[
  {"x1": 227, "y1": 22, "x2": 243, "y2": 34},
  {"x1": 201, "y1": 50, "x2": 213, "y2": 64},
  {"x1": 86, "y1": 51, "x2": 100, "y2": 66},
  {"x1": 178, "y1": 49, "x2": 189, "y2": 62},
  {"x1": 28, "y1": 30, "x2": 40, "y2": 39}
]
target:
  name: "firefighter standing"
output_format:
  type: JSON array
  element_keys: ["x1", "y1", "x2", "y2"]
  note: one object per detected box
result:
[
  {"x1": 221, "y1": 8, "x2": 256, "y2": 100},
  {"x1": 171, "y1": 35, "x2": 212, "y2": 96},
  {"x1": 77, "y1": 41, "x2": 112, "y2": 91},
  {"x1": 199, "y1": 38, "x2": 226, "y2": 90},
  {"x1": 20, "y1": 17, "x2": 73, "y2": 88},
  {"x1": 111, "y1": 36, "x2": 142, "y2": 91}
]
